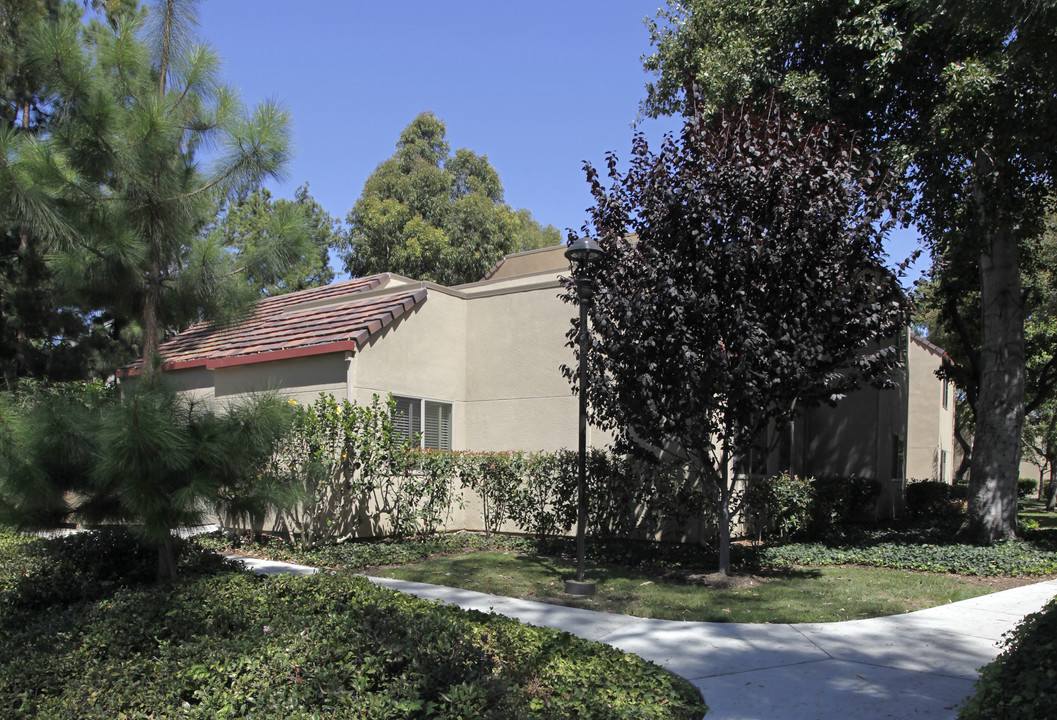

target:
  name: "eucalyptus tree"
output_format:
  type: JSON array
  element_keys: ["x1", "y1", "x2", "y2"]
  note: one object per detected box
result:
[
  {"x1": 1, "y1": 0, "x2": 294, "y2": 379},
  {"x1": 641, "y1": 0, "x2": 1057, "y2": 541},
  {"x1": 571, "y1": 99, "x2": 909, "y2": 575},
  {"x1": 344, "y1": 112, "x2": 558, "y2": 286}
]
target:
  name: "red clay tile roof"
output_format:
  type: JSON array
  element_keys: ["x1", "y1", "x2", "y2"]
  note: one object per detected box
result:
[
  {"x1": 910, "y1": 333, "x2": 948, "y2": 359},
  {"x1": 480, "y1": 256, "x2": 506, "y2": 281},
  {"x1": 119, "y1": 276, "x2": 427, "y2": 377}
]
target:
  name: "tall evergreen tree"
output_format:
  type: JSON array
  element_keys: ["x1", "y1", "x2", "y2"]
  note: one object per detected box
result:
[
  {"x1": 205, "y1": 184, "x2": 342, "y2": 297},
  {"x1": 344, "y1": 112, "x2": 559, "y2": 286},
  {"x1": 0, "y1": 0, "x2": 134, "y2": 386},
  {"x1": 1, "y1": 0, "x2": 294, "y2": 380}
]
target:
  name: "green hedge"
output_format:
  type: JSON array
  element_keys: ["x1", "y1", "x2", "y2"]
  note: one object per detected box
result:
[
  {"x1": 757, "y1": 539, "x2": 1057, "y2": 577},
  {"x1": 1, "y1": 530, "x2": 707, "y2": 719},
  {"x1": 905, "y1": 480, "x2": 956, "y2": 520},
  {"x1": 960, "y1": 598, "x2": 1057, "y2": 719},
  {"x1": 253, "y1": 393, "x2": 702, "y2": 547},
  {"x1": 742, "y1": 472, "x2": 882, "y2": 541}
]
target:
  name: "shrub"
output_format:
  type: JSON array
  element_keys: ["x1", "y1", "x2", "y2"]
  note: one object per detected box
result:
[
  {"x1": 905, "y1": 480, "x2": 955, "y2": 520},
  {"x1": 959, "y1": 598, "x2": 1057, "y2": 719},
  {"x1": 758, "y1": 538, "x2": 1057, "y2": 576},
  {"x1": 1018, "y1": 478, "x2": 1038, "y2": 498},
  {"x1": 742, "y1": 472, "x2": 815, "y2": 539},
  {"x1": 509, "y1": 451, "x2": 578, "y2": 541},
  {"x1": 460, "y1": 451, "x2": 524, "y2": 537},
  {"x1": 271, "y1": 394, "x2": 408, "y2": 548},
  {"x1": 2, "y1": 383, "x2": 295, "y2": 581},
  {"x1": 0, "y1": 528, "x2": 237, "y2": 614},
  {"x1": 806, "y1": 475, "x2": 882, "y2": 536}
]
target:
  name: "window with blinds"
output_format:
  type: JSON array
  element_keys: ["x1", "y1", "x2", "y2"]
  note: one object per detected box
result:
[
  {"x1": 393, "y1": 396, "x2": 421, "y2": 446},
  {"x1": 424, "y1": 401, "x2": 452, "y2": 451},
  {"x1": 392, "y1": 396, "x2": 451, "y2": 451}
]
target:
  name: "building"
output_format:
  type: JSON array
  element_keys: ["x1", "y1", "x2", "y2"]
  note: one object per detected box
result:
[{"x1": 121, "y1": 244, "x2": 955, "y2": 521}]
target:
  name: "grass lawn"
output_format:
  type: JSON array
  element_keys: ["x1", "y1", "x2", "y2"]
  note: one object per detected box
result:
[
  {"x1": 1021, "y1": 497, "x2": 1057, "y2": 536},
  {"x1": 369, "y1": 550, "x2": 1006, "y2": 623},
  {"x1": 202, "y1": 501, "x2": 1057, "y2": 626}
]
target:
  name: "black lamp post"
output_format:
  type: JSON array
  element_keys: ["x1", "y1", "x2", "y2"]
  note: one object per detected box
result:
[{"x1": 564, "y1": 236, "x2": 604, "y2": 596}]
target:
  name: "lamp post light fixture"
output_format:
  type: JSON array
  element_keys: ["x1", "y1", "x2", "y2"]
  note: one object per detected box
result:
[{"x1": 564, "y1": 236, "x2": 604, "y2": 597}]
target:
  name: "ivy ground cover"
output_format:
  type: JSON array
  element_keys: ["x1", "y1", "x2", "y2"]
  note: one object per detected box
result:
[{"x1": 0, "y1": 530, "x2": 706, "y2": 719}]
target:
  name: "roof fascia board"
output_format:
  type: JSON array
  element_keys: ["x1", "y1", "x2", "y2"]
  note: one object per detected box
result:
[
  {"x1": 205, "y1": 340, "x2": 361, "y2": 369},
  {"x1": 456, "y1": 266, "x2": 568, "y2": 290},
  {"x1": 461, "y1": 278, "x2": 562, "y2": 299}
]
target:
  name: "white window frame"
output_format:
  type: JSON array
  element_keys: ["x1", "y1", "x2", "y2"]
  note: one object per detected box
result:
[{"x1": 392, "y1": 395, "x2": 452, "y2": 451}]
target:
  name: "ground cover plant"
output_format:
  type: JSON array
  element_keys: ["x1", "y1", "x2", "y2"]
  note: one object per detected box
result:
[
  {"x1": 0, "y1": 529, "x2": 706, "y2": 719},
  {"x1": 959, "y1": 596, "x2": 1057, "y2": 720}
]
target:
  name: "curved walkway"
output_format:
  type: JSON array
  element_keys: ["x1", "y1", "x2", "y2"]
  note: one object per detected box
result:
[{"x1": 231, "y1": 555, "x2": 1057, "y2": 720}]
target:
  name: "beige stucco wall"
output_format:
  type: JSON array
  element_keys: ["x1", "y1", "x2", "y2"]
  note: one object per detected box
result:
[
  {"x1": 462, "y1": 278, "x2": 587, "y2": 452},
  {"x1": 795, "y1": 379, "x2": 907, "y2": 480},
  {"x1": 349, "y1": 289, "x2": 469, "y2": 446},
  {"x1": 481, "y1": 245, "x2": 568, "y2": 281},
  {"x1": 905, "y1": 336, "x2": 955, "y2": 482},
  {"x1": 157, "y1": 366, "x2": 216, "y2": 405},
  {"x1": 213, "y1": 353, "x2": 348, "y2": 404},
  {"x1": 158, "y1": 354, "x2": 348, "y2": 409}
]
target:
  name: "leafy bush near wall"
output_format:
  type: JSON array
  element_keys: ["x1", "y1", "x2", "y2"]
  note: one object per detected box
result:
[
  {"x1": 268, "y1": 395, "x2": 460, "y2": 547},
  {"x1": 265, "y1": 393, "x2": 714, "y2": 546},
  {"x1": 743, "y1": 472, "x2": 814, "y2": 540},
  {"x1": 589, "y1": 453, "x2": 698, "y2": 541},
  {"x1": 808, "y1": 475, "x2": 882, "y2": 536},
  {"x1": 1018, "y1": 478, "x2": 1038, "y2": 498},
  {"x1": 742, "y1": 473, "x2": 881, "y2": 541},
  {"x1": 268, "y1": 394, "x2": 411, "y2": 548},
  {"x1": 383, "y1": 448, "x2": 460, "y2": 539},
  {"x1": 959, "y1": 598, "x2": 1057, "y2": 720},
  {"x1": 460, "y1": 451, "x2": 525, "y2": 537},
  {"x1": 0, "y1": 533, "x2": 707, "y2": 720},
  {"x1": 509, "y1": 451, "x2": 578, "y2": 540},
  {"x1": 905, "y1": 480, "x2": 955, "y2": 520}
]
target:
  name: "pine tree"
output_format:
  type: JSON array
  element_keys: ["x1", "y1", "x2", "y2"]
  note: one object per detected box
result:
[{"x1": 2, "y1": 0, "x2": 294, "y2": 380}]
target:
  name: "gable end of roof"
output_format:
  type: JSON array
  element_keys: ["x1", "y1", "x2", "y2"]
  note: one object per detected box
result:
[{"x1": 118, "y1": 283, "x2": 426, "y2": 377}]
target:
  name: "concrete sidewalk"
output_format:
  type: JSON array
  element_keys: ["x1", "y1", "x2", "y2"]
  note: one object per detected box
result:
[{"x1": 232, "y1": 556, "x2": 1057, "y2": 720}]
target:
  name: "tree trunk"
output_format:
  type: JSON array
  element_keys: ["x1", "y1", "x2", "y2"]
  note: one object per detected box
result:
[
  {"x1": 964, "y1": 167, "x2": 1024, "y2": 541},
  {"x1": 717, "y1": 466, "x2": 732, "y2": 576},
  {"x1": 1047, "y1": 462, "x2": 1056, "y2": 512},
  {"x1": 953, "y1": 413, "x2": 973, "y2": 484},
  {"x1": 156, "y1": 534, "x2": 177, "y2": 583},
  {"x1": 141, "y1": 255, "x2": 161, "y2": 380}
]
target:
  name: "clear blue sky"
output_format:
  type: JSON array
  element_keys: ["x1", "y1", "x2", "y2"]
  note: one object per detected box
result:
[{"x1": 196, "y1": 0, "x2": 927, "y2": 283}]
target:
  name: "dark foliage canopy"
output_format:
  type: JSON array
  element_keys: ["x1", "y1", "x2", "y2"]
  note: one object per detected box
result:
[{"x1": 568, "y1": 99, "x2": 909, "y2": 571}]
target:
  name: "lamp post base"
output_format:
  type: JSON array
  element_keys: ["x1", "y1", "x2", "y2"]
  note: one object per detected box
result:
[{"x1": 564, "y1": 579, "x2": 596, "y2": 596}]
